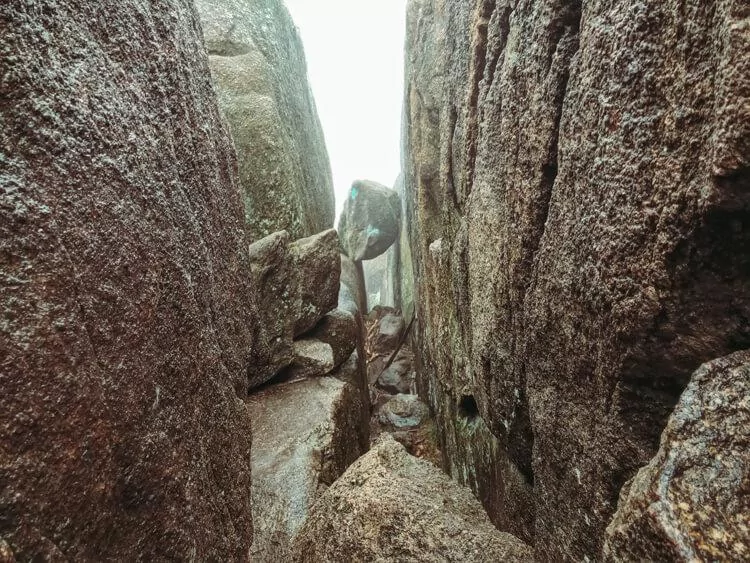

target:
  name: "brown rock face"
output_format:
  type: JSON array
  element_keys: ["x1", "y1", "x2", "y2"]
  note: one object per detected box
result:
[
  {"x1": 603, "y1": 350, "x2": 750, "y2": 561},
  {"x1": 0, "y1": 1, "x2": 256, "y2": 559},
  {"x1": 403, "y1": 0, "x2": 750, "y2": 559},
  {"x1": 290, "y1": 436, "x2": 533, "y2": 562}
]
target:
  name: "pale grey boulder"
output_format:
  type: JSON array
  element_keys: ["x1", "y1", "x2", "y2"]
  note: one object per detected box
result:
[
  {"x1": 373, "y1": 313, "x2": 405, "y2": 351},
  {"x1": 283, "y1": 339, "x2": 335, "y2": 381},
  {"x1": 376, "y1": 356, "x2": 415, "y2": 395},
  {"x1": 377, "y1": 394, "x2": 430, "y2": 430},
  {"x1": 195, "y1": 0, "x2": 334, "y2": 241},
  {"x1": 338, "y1": 179, "x2": 401, "y2": 261},
  {"x1": 248, "y1": 377, "x2": 369, "y2": 562},
  {"x1": 290, "y1": 436, "x2": 533, "y2": 562},
  {"x1": 603, "y1": 350, "x2": 750, "y2": 561}
]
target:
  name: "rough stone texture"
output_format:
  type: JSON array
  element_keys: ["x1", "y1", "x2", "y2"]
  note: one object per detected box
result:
[
  {"x1": 403, "y1": 0, "x2": 750, "y2": 559},
  {"x1": 338, "y1": 254, "x2": 364, "y2": 319},
  {"x1": 290, "y1": 229, "x2": 340, "y2": 337},
  {"x1": 290, "y1": 435, "x2": 533, "y2": 562},
  {"x1": 305, "y1": 308, "x2": 357, "y2": 370},
  {"x1": 386, "y1": 174, "x2": 415, "y2": 319},
  {"x1": 339, "y1": 179, "x2": 402, "y2": 261},
  {"x1": 246, "y1": 228, "x2": 340, "y2": 387},
  {"x1": 283, "y1": 339, "x2": 335, "y2": 381},
  {"x1": 331, "y1": 351, "x2": 371, "y2": 443},
  {"x1": 248, "y1": 377, "x2": 369, "y2": 562},
  {"x1": 603, "y1": 350, "x2": 750, "y2": 561},
  {"x1": 377, "y1": 394, "x2": 430, "y2": 430},
  {"x1": 376, "y1": 356, "x2": 415, "y2": 395},
  {"x1": 196, "y1": 0, "x2": 334, "y2": 242},
  {"x1": 0, "y1": 1, "x2": 256, "y2": 559},
  {"x1": 374, "y1": 313, "x2": 406, "y2": 351},
  {"x1": 248, "y1": 230, "x2": 296, "y2": 381}
]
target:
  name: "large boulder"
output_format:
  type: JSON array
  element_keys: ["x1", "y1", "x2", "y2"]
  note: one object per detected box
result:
[
  {"x1": 195, "y1": 0, "x2": 334, "y2": 242},
  {"x1": 248, "y1": 377, "x2": 369, "y2": 562},
  {"x1": 290, "y1": 436, "x2": 533, "y2": 562},
  {"x1": 248, "y1": 230, "x2": 296, "y2": 381},
  {"x1": 338, "y1": 179, "x2": 401, "y2": 261},
  {"x1": 246, "y1": 229, "x2": 340, "y2": 387},
  {"x1": 375, "y1": 353, "x2": 415, "y2": 395},
  {"x1": 290, "y1": 229, "x2": 340, "y2": 337},
  {"x1": 403, "y1": 0, "x2": 750, "y2": 557},
  {"x1": 283, "y1": 339, "x2": 335, "y2": 381},
  {"x1": 603, "y1": 350, "x2": 750, "y2": 561},
  {"x1": 0, "y1": 1, "x2": 256, "y2": 559},
  {"x1": 377, "y1": 394, "x2": 430, "y2": 430}
]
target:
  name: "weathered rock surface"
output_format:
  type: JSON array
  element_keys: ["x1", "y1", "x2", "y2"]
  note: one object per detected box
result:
[
  {"x1": 378, "y1": 394, "x2": 430, "y2": 430},
  {"x1": 248, "y1": 377, "x2": 369, "y2": 562},
  {"x1": 376, "y1": 355, "x2": 415, "y2": 395},
  {"x1": 339, "y1": 179, "x2": 401, "y2": 261},
  {"x1": 363, "y1": 250, "x2": 389, "y2": 307},
  {"x1": 290, "y1": 229, "x2": 340, "y2": 336},
  {"x1": 290, "y1": 436, "x2": 533, "y2": 562},
  {"x1": 335, "y1": 254, "x2": 370, "y2": 415},
  {"x1": 331, "y1": 351, "x2": 371, "y2": 441},
  {"x1": 403, "y1": 0, "x2": 750, "y2": 559},
  {"x1": 603, "y1": 350, "x2": 750, "y2": 561},
  {"x1": 248, "y1": 230, "x2": 296, "y2": 380},
  {"x1": 305, "y1": 308, "x2": 357, "y2": 370},
  {"x1": 373, "y1": 313, "x2": 405, "y2": 351},
  {"x1": 247, "y1": 228, "x2": 340, "y2": 387},
  {"x1": 196, "y1": 0, "x2": 334, "y2": 241},
  {"x1": 283, "y1": 339, "x2": 335, "y2": 380},
  {"x1": 0, "y1": 1, "x2": 256, "y2": 559}
]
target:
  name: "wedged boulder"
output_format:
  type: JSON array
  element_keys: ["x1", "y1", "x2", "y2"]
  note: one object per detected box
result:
[
  {"x1": 290, "y1": 229, "x2": 340, "y2": 336},
  {"x1": 246, "y1": 229, "x2": 340, "y2": 387},
  {"x1": 283, "y1": 339, "x2": 335, "y2": 380},
  {"x1": 0, "y1": 1, "x2": 255, "y2": 559},
  {"x1": 377, "y1": 394, "x2": 430, "y2": 430},
  {"x1": 338, "y1": 179, "x2": 401, "y2": 261},
  {"x1": 290, "y1": 436, "x2": 533, "y2": 562},
  {"x1": 248, "y1": 230, "x2": 296, "y2": 382},
  {"x1": 603, "y1": 350, "x2": 750, "y2": 561},
  {"x1": 195, "y1": 0, "x2": 334, "y2": 241},
  {"x1": 373, "y1": 313, "x2": 405, "y2": 351},
  {"x1": 248, "y1": 377, "x2": 369, "y2": 562},
  {"x1": 305, "y1": 308, "x2": 357, "y2": 370}
]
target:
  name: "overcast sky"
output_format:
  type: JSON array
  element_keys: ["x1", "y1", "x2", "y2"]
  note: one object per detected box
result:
[{"x1": 283, "y1": 0, "x2": 407, "y2": 219}]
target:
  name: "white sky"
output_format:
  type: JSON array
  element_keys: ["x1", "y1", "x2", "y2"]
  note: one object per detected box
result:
[{"x1": 283, "y1": 0, "x2": 407, "y2": 219}]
